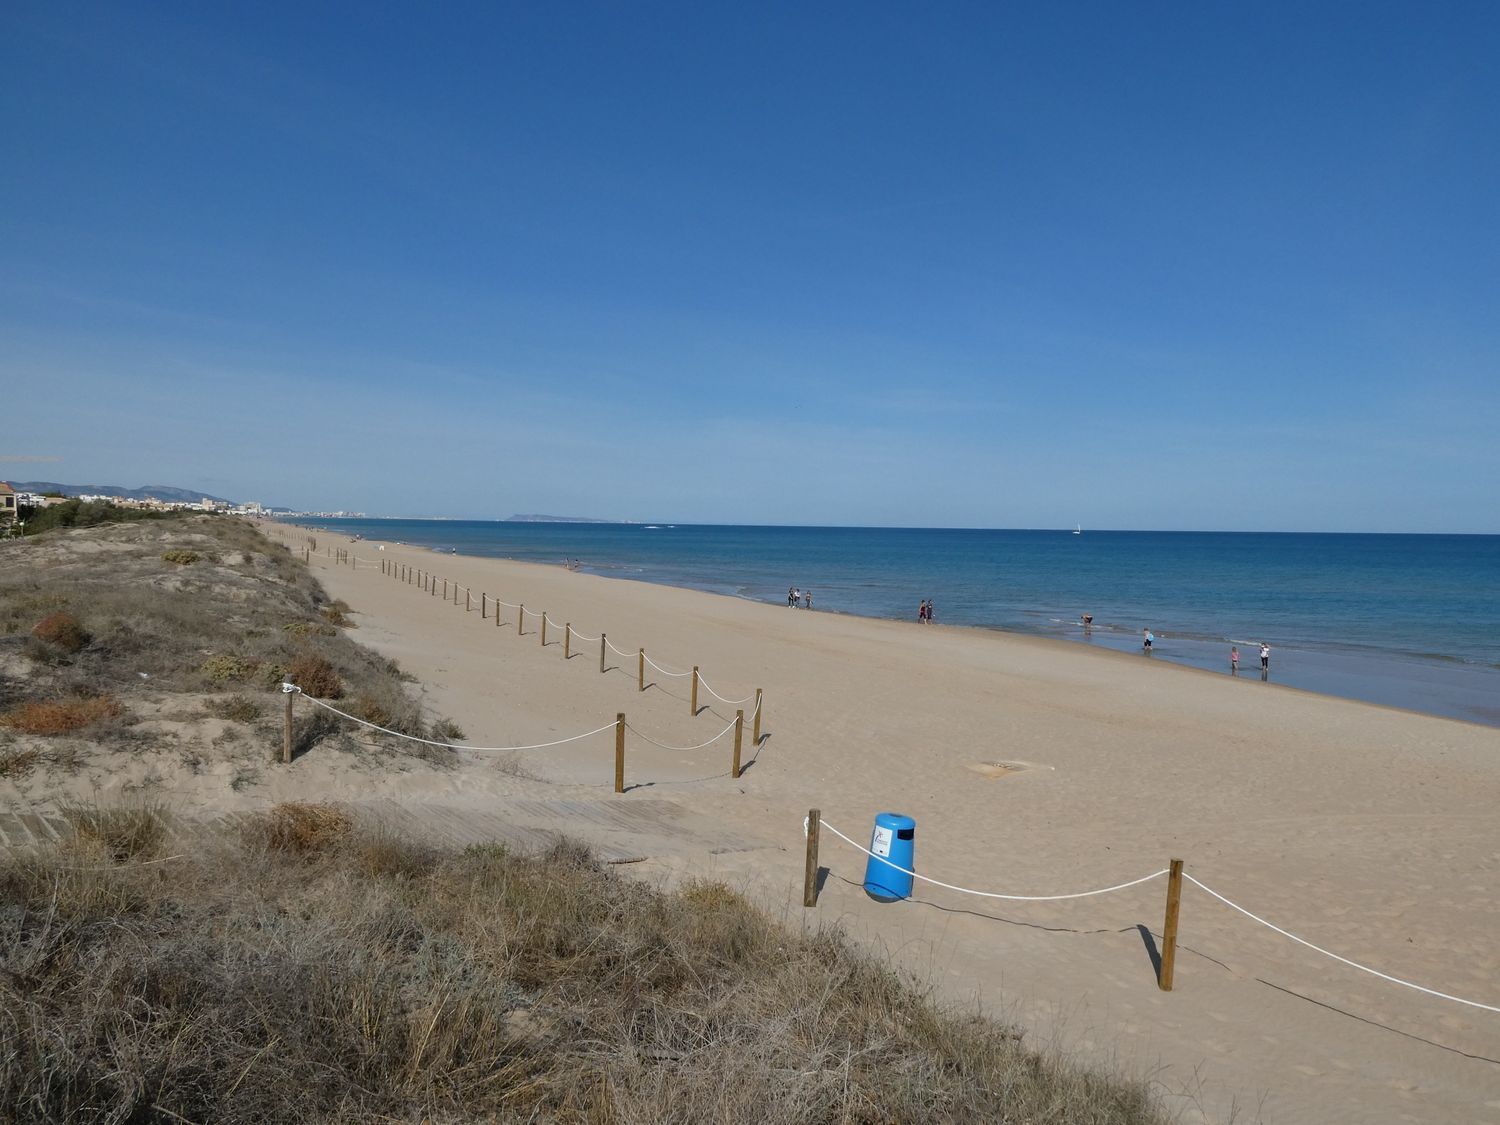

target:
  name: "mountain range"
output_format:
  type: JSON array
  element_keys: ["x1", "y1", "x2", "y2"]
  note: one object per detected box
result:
[{"x1": 5, "y1": 481, "x2": 240, "y2": 506}]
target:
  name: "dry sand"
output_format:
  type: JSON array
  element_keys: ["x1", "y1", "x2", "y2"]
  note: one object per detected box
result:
[{"x1": 266, "y1": 525, "x2": 1500, "y2": 1124}]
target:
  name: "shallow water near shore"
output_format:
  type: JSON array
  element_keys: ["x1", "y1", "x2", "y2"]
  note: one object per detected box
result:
[{"x1": 294, "y1": 520, "x2": 1500, "y2": 727}]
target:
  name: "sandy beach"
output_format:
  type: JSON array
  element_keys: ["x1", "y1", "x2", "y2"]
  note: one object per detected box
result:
[{"x1": 265, "y1": 525, "x2": 1500, "y2": 1124}]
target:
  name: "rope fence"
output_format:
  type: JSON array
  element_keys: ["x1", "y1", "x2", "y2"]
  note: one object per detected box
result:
[
  {"x1": 301, "y1": 535, "x2": 766, "y2": 733},
  {"x1": 807, "y1": 812, "x2": 1500, "y2": 1016},
  {"x1": 278, "y1": 681, "x2": 756, "y2": 790}
]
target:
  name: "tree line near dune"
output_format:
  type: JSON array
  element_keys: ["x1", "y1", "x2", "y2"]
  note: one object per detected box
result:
[{"x1": 8, "y1": 497, "x2": 184, "y2": 536}]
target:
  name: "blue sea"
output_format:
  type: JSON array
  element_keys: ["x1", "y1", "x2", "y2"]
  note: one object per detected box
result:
[{"x1": 293, "y1": 520, "x2": 1500, "y2": 728}]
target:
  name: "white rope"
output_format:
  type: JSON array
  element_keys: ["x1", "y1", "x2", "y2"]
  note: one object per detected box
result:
[
  {"x1": 643, "y1": 653, "x2": 693, "y2": 677},
  {"x1": 625, "y1": 715, "x2": 738, "y2": 752},
  {"x1": 697, "y1": 673, "x2": 758, "y2": 706},
  {"x1": 569, "y1": 627, "x2": 600, "y2": 642},
  {"x1": 819, "y1": 820, "x2": 1168, "y2": 902},
  {"x1": 606, "y1": 638, "x2": 635, "y2": 658},
  {"x1": 287, "y1": 686, "x2": 616, "y2": 752},
  {"x1": 1183, "y1": 874, "x2": 1500, "y2": 1014}
]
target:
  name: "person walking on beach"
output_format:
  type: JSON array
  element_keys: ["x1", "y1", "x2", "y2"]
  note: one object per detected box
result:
[
  {"x1": 1260, "y1": 642, "x2": 1271, "y2": 680},
  {"x1": 1142, "y1": 628, "x2": 1154, "y2": 653},
  {"x1": 803, "y1": 589, "x2": 812, "y2": 609},
  {"x1": 1230, "y1": 646, "x2": 1239, "y2": 675},
  {"x1": 788, "y1": 586, "x2": 797, "y2": 608},
  {"x1": 926, "y1": 599, "x2": 934, "y2": 624},
  {"x1": 917, "y1": 599, "x2": 926, "y2": 624}
]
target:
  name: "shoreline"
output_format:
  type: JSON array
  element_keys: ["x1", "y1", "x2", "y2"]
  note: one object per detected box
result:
[
  {"x1": 265, "y1": 520, "x2": 1500, "y2": 1124},
  {"x1": 283, "y1": 518, "x2": 1500, "y2": 728}
]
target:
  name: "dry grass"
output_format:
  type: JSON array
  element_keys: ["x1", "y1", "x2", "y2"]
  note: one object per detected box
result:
[
  {"x1": 288, "y1": 652, "x2": 343, "y2": 699},
  {"x1": 31, "y1": 611, "x2": 88, "y2": 653},
  {"x1": 0, "y1": 822, "x2": 1167, "y2": 1124},
  {"x1": 320, "y1": 600, "x2": 354, "y2": 627},
  {"x1": 0, "y1": 748, "x2": 41, "y2": 779},
  {"x1": 205, "y1": 694, "x2": 262, "y2": 723},
  {"x1": 256, "y1": 800, "x2": 354, "y2": 853},
  {"x1": 160, "y1": 549, "x2": 201, "y2": 565},
  {"x1": 0, "y1": 695, "x2": 124, "y2": 735},
  {"x1": 59, "y1": 797, "x2": 169, "y2": 861},
  {"x1": 0, "y1": 517, "x2": 460, "y2": 761}
]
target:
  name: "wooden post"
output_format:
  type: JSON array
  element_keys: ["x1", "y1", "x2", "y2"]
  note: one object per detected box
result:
[
  {"x1": 517, "y1": 604, "x2": 524, "y2": 633},
  {"x1": 753, "y1": 688, "x2": 763, "y2": 744},
  {"x1": 614, "y1": 713, "x2": 625, "y2": 794},
  {"x1": 540, "y1": 614, "x2": 547, "y2": 647},
  {"x1": 430, "y1": 575, "x2": 436, "y2": 597},
  {"x1": 732, "y1": 709, "x2": 744, "y2": 778},
  {"x1": 282, "y1": 689, "x2": 293, "y2": 764},
  {"x1": 638, "y1": 649, "x2": 644, "y2": 692},
  {"x1": 600, "y1": 634, "x2": 606, "y2": 673},
  {"x1": 466, "y1": 590, "x2": 470, "y2": 612},
  {"x1": 690, "y1": 666, "x2": 698, "y2": 715},
  {"x1": 1159, "y1": 859, "x2": 1184, "y2": 991},
  {"x1": 481, "y1": 593, "x2": 487, "y2": 619},
  {"x1": 443, "y1": 579, "x2": 447, "y2": 599},
  {"x1": 564, "y1": 624, "x2": 571, "y2": 660},
  {"x1": 803, "y1": 808, "x2": 821, "y2": 907}
]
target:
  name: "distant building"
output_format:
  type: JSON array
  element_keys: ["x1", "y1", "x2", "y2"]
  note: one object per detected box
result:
[{"x1": 0, "y1": 481, "x2": 15, "y2": 524}]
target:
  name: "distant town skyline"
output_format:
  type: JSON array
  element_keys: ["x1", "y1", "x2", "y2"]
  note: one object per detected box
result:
[{"x1": 3, "y1": 3, "x2": 1497, "y2": 532}]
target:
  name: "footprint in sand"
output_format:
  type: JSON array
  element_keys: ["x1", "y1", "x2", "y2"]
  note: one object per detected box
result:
[{"x1": 967, "y1": 760, "x2": 1053, "y2": 779}]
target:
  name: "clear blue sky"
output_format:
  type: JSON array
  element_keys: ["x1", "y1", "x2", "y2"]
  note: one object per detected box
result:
[{"x1": 3, "y1": 2, "x2": 1497, "y2": 531}]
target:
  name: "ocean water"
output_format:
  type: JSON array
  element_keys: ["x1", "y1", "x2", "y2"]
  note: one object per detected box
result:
[{"x1": 294, "y1": 520, "x2": 1500, "y2": 728}]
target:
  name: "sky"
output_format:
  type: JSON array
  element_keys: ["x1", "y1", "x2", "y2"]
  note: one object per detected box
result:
[{"x1": 2, "y1": 2, "x2": 1497, "y2": 531}]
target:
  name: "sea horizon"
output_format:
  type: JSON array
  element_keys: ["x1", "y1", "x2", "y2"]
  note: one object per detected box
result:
[{"x1": 287, "y1": 517, "x2": 1500, "y2": 729}]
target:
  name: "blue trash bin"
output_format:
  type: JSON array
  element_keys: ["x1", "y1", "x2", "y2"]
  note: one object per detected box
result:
[{"x1": 863, "y1": 812, "x2": 916, "y2": 901}]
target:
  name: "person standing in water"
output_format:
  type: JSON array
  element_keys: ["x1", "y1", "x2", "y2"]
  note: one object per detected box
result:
[
  {"x1": 1230, "y1": 646, "x2": 1239, "y2": 675},
  {"x1": 1142, "y1": 628, "x2": 1154, "y2": 653},
  {"x1": 1260, "y1": 642, "x2": 1271, "y2": 680}
]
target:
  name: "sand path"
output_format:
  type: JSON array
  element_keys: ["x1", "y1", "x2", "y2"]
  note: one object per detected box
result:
[{"x1": 273, "y1": 528, "x2": 1500, "y2": 1124}]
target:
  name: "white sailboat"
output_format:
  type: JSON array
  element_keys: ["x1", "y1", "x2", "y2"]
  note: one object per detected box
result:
[{"x1": 1073, "y1": 523, "x2": 1082, "y2": 535}]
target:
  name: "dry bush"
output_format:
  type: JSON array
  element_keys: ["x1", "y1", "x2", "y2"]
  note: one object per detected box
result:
[
  {"x1": 206, "y1": 695, "x2": 261, "y2": 722},
  {"x1": 0, "y1": 826, "x2": 1166, "y2": 1125},
  {"x1": 320, "y1": 600, "x2": 354, "y2": 627},
  {"x1": 288, "y1": 652, "x2": 343, "y2": 699},
  {"x1": 160, "y1": 549, "x2": 200, "y2": 565},
  {"x1": 0, "y1": 695, "x2": 123, "y2": 735},
  {"x1": 0, "y1": 748, "x2": 41, "y2": 779},
  {"x1": 60, "y1": 798, "x2": 168, "y2": 861},
  {"x1": 429, "y1": 717, "x2": 465, "y2": 742},
  {"x1": 256, "y1": 801, "x2": 353, "y2": 854},
  {"x1": 31, "y1": 611, "x2": 88, "y2": 653}
]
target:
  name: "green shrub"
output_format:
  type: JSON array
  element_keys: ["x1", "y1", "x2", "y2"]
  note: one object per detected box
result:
[
  {"x1": 161, "y1": 550, "x2": 200, "y2": 565},
  {"x1": 200, "y1": 654, "x2": 262, "y2": 685}
]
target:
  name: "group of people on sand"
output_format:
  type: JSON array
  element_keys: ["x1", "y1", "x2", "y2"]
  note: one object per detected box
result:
[
  {"x1": 917, "y1": 598, "x2": 935, "y2": 623},
  {"x1": 787, "y1": 586, "x2": 813, "y2": 609}
]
